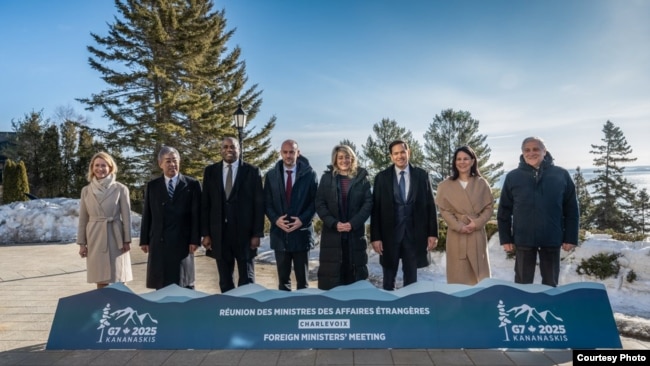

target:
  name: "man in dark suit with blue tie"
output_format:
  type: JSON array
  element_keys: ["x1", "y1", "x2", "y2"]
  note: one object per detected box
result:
[
  {"x1": 140, "y1": 146, "x2": 201, "y2": 290},
  {"x1": 370, "y1": 140, "x2": 438, "y2": 290},
  {"x1": 201, "y1": 137, "x2": 264, "y2": 293}
]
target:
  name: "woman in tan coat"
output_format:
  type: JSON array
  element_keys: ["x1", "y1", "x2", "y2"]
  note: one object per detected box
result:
[
  {"x1": 436, "y1": 146, "x2": 493, "y2": 285},
  {"x1": 77, "y1": 152, "x2": 133, "y2": 289}
]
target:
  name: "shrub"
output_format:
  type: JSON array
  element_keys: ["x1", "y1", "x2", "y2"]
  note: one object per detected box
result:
[
  {"x1": 434, "y1": 218, "x2": 447, "y2": 252},
  {"x1": 578, "y1": 229, "x2": 587, "y2": 244},
  {"x1": 264, "y1": 216, "x2": 271, "y2": 234},
  {"x1": 626, "y1": 270, "x2": 637, "y2": 283},
  {"x1": 2, "y1": 159, "x2": 30, "y2": 204},
  {"x1": 313, "y1": 217, "x2": 323, "y2": 235},
  {"x1": 485, "y1": 220, "x2": 498, "y2": 241},
  {"x1": 611, "y1": 232, "x2": 646, "y2": 242},
  {"x1": 435, "y1": 219, "x2": 498, "y2": 253},
  {"x1": 576, "y1": 252, "x2": 622, "y2": 280}
]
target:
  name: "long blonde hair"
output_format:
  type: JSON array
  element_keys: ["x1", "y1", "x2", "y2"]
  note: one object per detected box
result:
[
  {"x1": 86, "y1": 152, "x2": 118, "y2": 182},
  {"x1": 331, "y1": 145, "x2": 358, "y2": 177}
]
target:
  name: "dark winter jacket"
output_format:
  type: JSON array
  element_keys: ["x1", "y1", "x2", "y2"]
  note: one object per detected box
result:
[
  {"x1": 264, "y1": 156, "x2": 318, "y2": 252},
  {"x1": 315, "y1": 166, "x2": 372, "y2": 290},
  {"x1": 497, "y1": 152, "x2": 579, "y2": 247}
]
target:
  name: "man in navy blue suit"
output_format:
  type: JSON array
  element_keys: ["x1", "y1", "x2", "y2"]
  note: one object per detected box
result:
[{"x1": 370, "y1": 140, "x2": 438, "y2": 290}]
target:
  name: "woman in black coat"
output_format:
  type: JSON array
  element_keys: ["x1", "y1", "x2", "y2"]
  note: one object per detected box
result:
[{"x1": 315, "y1": 145, "x2": 372, "y2": 290}]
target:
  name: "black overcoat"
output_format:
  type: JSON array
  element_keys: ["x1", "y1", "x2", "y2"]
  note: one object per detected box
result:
[
  {"x1": 370, "y1": 164, "x2": 438, "y2": 268},
  {"x1": 140, "y1": 174, "x2": 201, "y2": 289},
  {"x1": 200, "y1": 161, "x2": 264, "y2": 260}
]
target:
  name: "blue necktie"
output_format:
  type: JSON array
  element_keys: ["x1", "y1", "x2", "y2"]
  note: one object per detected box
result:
[
  {"x1": 399, "y1": 171, "x2": 406, "y2": 202},
  {"x1": 168, "y1": 179, "x2": 174, "y2": 199}
]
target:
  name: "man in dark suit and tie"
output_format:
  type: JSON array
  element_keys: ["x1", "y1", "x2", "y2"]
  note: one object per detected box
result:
[
  {"x1": 201, "y1": 137, "x2": 264, "y2": 293},
  {"x1": 140, "y1": 146, "x2": 201, "y2": 290},
  {"x1": 370, "y1": 139, "x2": 438, "y2": 290}
]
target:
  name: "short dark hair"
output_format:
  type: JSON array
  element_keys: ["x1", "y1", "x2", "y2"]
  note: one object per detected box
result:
[{"x1": 388, "y1": 139, "x2": 409, "y2": 154}]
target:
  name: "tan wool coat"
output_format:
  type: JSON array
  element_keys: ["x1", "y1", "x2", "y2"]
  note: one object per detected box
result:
[
  {"x1": 77, "y1": 182, "x2": 133, "y2": 284},
  {"x1": 436, "y1": 176, "x2": 493, "y2": 285}
]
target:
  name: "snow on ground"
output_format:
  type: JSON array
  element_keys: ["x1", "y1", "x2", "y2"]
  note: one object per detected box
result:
[{"x1": 1, "y1": 198, "x2": 649, "y2": 339}]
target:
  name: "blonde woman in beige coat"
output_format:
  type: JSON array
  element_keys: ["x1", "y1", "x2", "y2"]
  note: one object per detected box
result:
[
  {"x1": 77, "y1": 152, "x2": 133, "y2": 289},
  {"x1": 436, "y1": 146, "x2": 494, "y2": 285}
]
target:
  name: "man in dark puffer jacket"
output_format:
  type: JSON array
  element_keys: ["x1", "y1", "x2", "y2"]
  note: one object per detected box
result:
[
  {"x1": 497, "y1": 137, "x2": 579, "y2": 287},
  {"x1": 264, "y1": 140, "x2": 318, "y2": 291}
]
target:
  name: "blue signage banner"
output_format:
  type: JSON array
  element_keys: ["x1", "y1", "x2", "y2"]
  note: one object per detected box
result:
[{"x1": 46, "y1": 279, "x2": 621, "y2": 350}]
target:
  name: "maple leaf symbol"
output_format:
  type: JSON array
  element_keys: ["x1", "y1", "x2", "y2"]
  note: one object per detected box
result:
[
  {"x1": 123, "y1": 327, "x2": 131, "y2": 334},
  {"x1": 528, "y1": 325, "x2": 536, "y2": 333}
]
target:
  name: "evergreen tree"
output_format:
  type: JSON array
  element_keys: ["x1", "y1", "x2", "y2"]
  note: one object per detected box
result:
[
  {"x1": 423, "y1": 108, "x2": 504, "y2": 189},
  {"x1": 11, "y1": 111, "x2": 47, "y2": 195},
  {"x1": 2, "y1": 160, "x2": 29, "y2": 204},
  {"x1": 631, "y1": 188, "x2": 650, "y2": 236},
  {"x1": 237, "y1": 116, "x2": 277, "y2": 171},
  {"x1": 573, "y1": 166, "x2": 593, "y2": 230},
  {"x1": 78, "y1": 0, "x2": 273, "y2": 182},
  {"x1": 74, "y1": 127, "x2": 100, "y2": 196},
  {"x1": 1, "y1": 160, "x2": 16, "y2": 203},
  {"x1": 339, "y1": 139, "x2": 360, "y2": 157},
  {"x1": 588, "y1": 120, "x2": 637, "y2": 232},
  {"x1": 55, "y1": 106, "x2": 92, "y2": 197},
  {"x1": 39, "y1": 124, "x2": 64, "y2": 197},
  {"x1": 361, "y1": 118, "x2": 424, "y2": 179},
  {"x1": 16, "y1": 161, "x2": 30, "y2": 201},
  {"x1": 59, "y1": 121, "x2": 78, "y2": 197}
]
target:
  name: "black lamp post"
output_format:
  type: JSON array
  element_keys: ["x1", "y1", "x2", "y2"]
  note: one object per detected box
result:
[{"x1": 233, "y1": 102, "x2": 248, "y2": 161}]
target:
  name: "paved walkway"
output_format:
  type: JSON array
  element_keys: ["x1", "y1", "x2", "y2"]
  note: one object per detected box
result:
[{"x1": 0, "y1": 241, "x2": 648, "y2": 365}]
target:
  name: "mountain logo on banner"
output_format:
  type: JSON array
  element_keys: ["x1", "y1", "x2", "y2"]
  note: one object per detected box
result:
[
  {"x1": 96, "y1": 303, "x2": 159, "y2": 344},
  {"x1": 497, "y1": 300, "x2": 568, "y2": 343}
]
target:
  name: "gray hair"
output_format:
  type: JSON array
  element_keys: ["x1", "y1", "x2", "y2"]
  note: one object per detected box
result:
[
  {"x1": 158, "y1": 146, "x2": 180, "y2": 163},
  {"x1": 521, "y1": 137, "x2": 546, "y2": 151}
]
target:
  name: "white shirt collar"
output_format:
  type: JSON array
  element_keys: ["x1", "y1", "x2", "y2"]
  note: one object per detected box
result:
[
  {"x1": 224, "y1": 159, "x2": 239, "y2": 168},
  {"x1": 394, "y1": 165, "x2": 410, "y2": 176}
]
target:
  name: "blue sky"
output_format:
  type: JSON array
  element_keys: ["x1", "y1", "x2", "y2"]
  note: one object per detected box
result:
[{"x1": 1, "y1": 0, "x2": 648, "y2": 173}]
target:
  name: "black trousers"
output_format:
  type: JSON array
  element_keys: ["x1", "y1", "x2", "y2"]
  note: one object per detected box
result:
[
  {"x1": 275, "y1": 250, "x2": 309, "y2": 291},
  {"x1": 514, "y1": 246, "x2": 561, "y2": 287},
  {"x1": 216, "y1": 223, "x2": 255, "y2": 293},
  {"x1": 382, "y1": 232, "x2": 417, "y2": 291}
]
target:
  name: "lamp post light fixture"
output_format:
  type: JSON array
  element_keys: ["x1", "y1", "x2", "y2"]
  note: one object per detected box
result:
[{"x1": 232, "y1": 102, "x2": 248, "y2": 161}]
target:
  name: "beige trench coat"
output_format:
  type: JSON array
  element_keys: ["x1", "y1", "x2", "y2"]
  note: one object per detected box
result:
[
  {"x1": 77, "y1": 182, "x2": 133, "y2": 284},
  {"x1": 436, "y1": 176, "x2": 493, "y2": 285}
]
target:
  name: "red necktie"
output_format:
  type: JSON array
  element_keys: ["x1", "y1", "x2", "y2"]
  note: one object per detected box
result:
[{"x1": 285, "y1": 170, "x2": 293, "y2": 205}]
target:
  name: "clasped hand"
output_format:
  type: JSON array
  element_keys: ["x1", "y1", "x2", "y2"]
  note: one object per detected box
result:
[
  {"x1": 336, "y1": 222, "x2": 352, "y2": 232},
  {"x1": 277, "y1": 214, "x2": 303, "y2": 233},
  {"x1": 459, "y1": 217, "x2": 477, "y2": 234}
]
